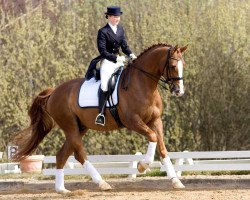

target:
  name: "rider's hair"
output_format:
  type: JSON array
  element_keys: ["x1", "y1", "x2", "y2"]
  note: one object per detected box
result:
[{"x1": 106, "y1": 15, "x2": 109, "y2": 19}]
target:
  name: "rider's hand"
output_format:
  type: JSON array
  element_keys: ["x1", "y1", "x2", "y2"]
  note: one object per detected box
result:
[
  {"x1": 116, "y1": 55, "x2": 126, "y2": 63},
  {"x1": 129, "y1": 53, "x2": 137, "y2": 60}
]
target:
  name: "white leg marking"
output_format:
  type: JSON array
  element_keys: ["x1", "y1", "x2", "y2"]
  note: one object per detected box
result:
[
  {"x1": 163, "y1": 156, "x2": 177, "y2": 179},
  {"x1": 144, "y1": 142, "x2": 157, "y2": 163},
  {"x1": 83, "y1": 160, "x2": 112, "y2": 190},
  {"x1": 83, "y1": 160, "x2": 102, "y2": 184},
  {"x1": 138, "y1": 142, "x2": 157, "y2": 173},
  {"x1": 163, "y1": 157, "x2": 185, "y2": 189},
  {"x1": 55, "y1": 169, "x2": 71, "y2": 193}
]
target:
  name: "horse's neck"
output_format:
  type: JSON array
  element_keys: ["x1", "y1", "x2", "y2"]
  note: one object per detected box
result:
[
  {"x1": 130, "y1": 51, "x2": 163, "y2": 94},
  {"x1": 123, "y1": 63, "x2": 160, "y2": 99}
]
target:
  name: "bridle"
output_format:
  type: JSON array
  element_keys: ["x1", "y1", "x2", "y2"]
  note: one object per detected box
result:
[
  {"x1": 128, "y1": 47, "x2": 183, "y2": 90},
  {"x1": 163, "y1": 47, "x2": 183, "y2": 83}
]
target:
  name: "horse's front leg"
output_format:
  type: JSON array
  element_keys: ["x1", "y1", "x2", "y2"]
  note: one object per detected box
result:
[
  {"x1": 137, "y1": 141, "x2": 157, "y2": 173},
  {"x1": 129, "y1": 116, "x2": 158, "y2": 173},
  {"x1": 149, "y1": 118, "x2": 185, "y2": 189}
]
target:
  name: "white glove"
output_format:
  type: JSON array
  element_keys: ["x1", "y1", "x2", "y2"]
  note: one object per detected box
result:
[
  {"x1": 129, "y1": 53, "x2": 137, "y2": 60},
  {"x1": 116, "y1": 55, "x2": 126, "y2": 63}
]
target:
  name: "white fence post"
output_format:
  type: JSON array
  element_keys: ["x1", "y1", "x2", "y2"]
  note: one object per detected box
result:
[
  {"x1": 128, "y1": 152, "x2": 142, "y2": 178},
  {"x1": 176, "y1": 150, "x2": 194, "y2": 177},
  {"x1": 0, "y1": 152, "x2": 3, "y2": 160},
  {"x1": 184, "y1": 150, "x2": 194, "y2": 165},
  {"x1": 175, "y1": 158, "x2": 184, "y2": 177}
]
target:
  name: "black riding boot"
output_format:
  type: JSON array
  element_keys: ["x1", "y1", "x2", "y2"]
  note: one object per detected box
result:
[{"x1": 95, "y1": 90, "x2": 108, "y2": 126}]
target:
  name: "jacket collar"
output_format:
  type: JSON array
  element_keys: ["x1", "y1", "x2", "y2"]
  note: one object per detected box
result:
[
  {"x1": 108, "y1": 22, "x2": 117, "y2": 34},
  {"x1": 105, "y1": 23, "x2": 121, "y2": 42}
]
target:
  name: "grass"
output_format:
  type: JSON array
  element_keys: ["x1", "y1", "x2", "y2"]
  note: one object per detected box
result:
[{"x1": 139, "y1": 169, "x2": 166, "y2": 177}]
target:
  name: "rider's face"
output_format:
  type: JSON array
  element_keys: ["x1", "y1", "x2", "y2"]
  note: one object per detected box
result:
[{"x1": 108, "y1": 15, "x2": 120, "y2": 26}]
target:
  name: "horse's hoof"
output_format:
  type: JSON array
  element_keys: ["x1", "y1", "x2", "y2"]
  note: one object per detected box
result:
[
  {"x1": 137, "y1": 161, "x2": 150, "y2": 173},
  {"x1": 171, "y1": 178, "x2": 185, "y2": 189},
  {"x1": 99, "y1": 180, "x2": 112, "y2": 191},
  {"x1": 56, "y1": 188, "x2": 72, "y2": 194}
]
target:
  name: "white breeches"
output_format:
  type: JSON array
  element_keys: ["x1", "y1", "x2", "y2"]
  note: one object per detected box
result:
[{"x1": 100, "y1": 59, "x2": 124, "y2": 91}]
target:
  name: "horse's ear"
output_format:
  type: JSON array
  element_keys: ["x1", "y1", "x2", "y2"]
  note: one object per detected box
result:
[
  {"x1": 180, "y1": 44, "x2": 188, "y2": 53},
  {"x1": 171, "y1": 45, "x2": 179, "y2": 54},
  {"x1": 174, "y1": 45, "x2": 178, "y2": 51}
]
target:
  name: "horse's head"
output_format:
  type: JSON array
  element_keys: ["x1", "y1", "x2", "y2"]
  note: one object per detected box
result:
[{"x1": 162, "y1": 45, "x2": 188, "y2": 97}]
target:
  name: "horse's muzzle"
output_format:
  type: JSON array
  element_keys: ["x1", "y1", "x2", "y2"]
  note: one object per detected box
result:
[{"x1": 170, "y1": 85, "x2": 184, "y2": 97}]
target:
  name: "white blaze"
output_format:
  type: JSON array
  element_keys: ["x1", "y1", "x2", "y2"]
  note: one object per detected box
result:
[{"x1": 177, "y1": 60, "x2": 184, "y2": 95}]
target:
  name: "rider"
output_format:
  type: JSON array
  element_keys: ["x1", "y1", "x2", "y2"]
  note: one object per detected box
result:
[{"x1": 85, "y1": 6, "x2": 136, "y2": 126}]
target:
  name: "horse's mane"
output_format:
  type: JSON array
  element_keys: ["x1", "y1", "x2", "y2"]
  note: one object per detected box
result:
[
  {"x1": 122, "y1": 43, "x2": 173, "y2": 90},
  {"x1": 135, "y1": 43, "x2": 173, "y2": 61}
]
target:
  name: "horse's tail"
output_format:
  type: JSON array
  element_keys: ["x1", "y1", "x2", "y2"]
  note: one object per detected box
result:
[{"x1": 12, "y1": 88, "x2": 55, "y2": 161}]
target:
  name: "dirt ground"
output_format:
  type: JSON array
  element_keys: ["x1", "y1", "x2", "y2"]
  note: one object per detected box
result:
[{"x1": 0, "y1": 175, "x2": 249, "y2": 200}]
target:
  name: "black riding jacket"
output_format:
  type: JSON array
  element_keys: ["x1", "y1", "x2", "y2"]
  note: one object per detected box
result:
[{"x1": 85, "y1": 24, "x2": 132, "y2": 80}]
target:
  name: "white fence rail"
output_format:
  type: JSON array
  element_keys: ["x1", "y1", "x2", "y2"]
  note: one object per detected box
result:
[
  {"x1": 0, "y1": 163, "x2": 21, "y2": 174},
  {"x1": 43, "y1": 153, "x2": 148, "y2": 177},
  {"x1": 165, "y1": 151, "x2": 250, "y2": 176},
  {"x1": 43, "y1": 151, "x2": 250, "y2": 177}
]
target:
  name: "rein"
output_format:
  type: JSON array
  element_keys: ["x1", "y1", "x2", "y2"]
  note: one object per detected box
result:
[{"x1": 129, "y1": 65, "x2": 169, "y2": 90}]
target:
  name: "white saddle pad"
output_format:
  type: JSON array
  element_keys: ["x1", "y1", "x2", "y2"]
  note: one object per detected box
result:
[{"x1": 78, "y1": 76, "x2": 121, "y2": 108}]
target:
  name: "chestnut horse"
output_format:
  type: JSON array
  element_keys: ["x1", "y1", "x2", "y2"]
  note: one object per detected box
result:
[{"x1": 13, "y1": 44, "x2": 188, "y2": 193}]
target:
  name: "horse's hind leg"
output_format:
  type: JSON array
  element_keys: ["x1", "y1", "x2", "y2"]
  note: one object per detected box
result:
[
  {"x1": 56, "y1": 124, "x2": 111, "y2": 192},
  {"x1": 55, "y1": 139, "x2": 74, "y2": 193},
  {"x1": 55, "y1": 127, "x2": 91, "y2": 193},
  {"x1": 72, "y1": 131, "x2": 112, "y2": 191},
  {"x1": 54, "y1": 126, "x2": 90, "y2": 193},
  {"x1": 54, "y1": 122, "x2": 85, "y2": 193}
]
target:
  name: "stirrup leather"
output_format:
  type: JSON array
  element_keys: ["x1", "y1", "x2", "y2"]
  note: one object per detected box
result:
[{"x1": 95, "y1": 113, "x2": 105, "y2": 126}]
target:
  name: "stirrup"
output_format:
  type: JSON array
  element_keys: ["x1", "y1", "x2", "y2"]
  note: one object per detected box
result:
[{"x1": 95, "y1": 113, "x2": 105, "y2": 126}]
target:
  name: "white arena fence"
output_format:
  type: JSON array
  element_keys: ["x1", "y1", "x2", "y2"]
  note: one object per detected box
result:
[{"x1": 43, "y1": 151, "x2": 250, "y2": 177}]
